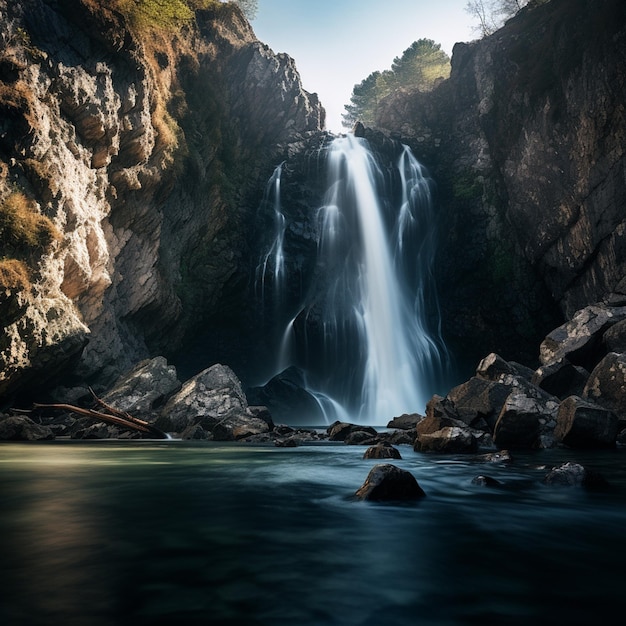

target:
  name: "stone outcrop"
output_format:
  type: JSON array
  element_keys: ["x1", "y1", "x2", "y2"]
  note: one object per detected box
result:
[
  {"x1": 375, "y1": 0, "x2": 626, "y2": 370},
  {"x1": 414, "y1": 295, "x2": 626, "y2": 452},
  {"x1": 354, "y1": 464, "x2": 426, "y2": 501},
  {"x1": 0, "y1": 0, "x2": 324, "y2": 406}
]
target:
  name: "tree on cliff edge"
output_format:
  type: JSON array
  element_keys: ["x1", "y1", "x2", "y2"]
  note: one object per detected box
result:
[
  {"x1": 342, "y1": 39, "x2": 450, "y2": 129},
  {"x1": 465, "y1": 0, "x2": 550, "y2": 37}
]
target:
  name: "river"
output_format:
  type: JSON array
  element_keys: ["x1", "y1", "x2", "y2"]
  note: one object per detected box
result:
[{"x1": 0, "y1": 440, "x2": 624, "y2": 625}]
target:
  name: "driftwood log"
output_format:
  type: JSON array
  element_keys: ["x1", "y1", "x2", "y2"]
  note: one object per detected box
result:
[{"x1": 32, "y1": 388, "x2": 169, "y2": 439}]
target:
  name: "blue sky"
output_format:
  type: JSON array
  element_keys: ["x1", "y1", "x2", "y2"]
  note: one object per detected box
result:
[{"x1": 251, "y1": 0, "x2": 476, "y2": 132}]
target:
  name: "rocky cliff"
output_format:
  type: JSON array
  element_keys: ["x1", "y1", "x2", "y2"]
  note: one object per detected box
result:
[
  {"x1": 0, "y1": 0, "x2": 324, "y2": 405},
  {"x1": 375, "y1": 0, "x2": 626, "y2": 371}
]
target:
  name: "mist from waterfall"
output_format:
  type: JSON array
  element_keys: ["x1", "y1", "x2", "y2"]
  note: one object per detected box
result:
[{"x1": 255, "y1": 134, "x2": 450, "y2": 424}]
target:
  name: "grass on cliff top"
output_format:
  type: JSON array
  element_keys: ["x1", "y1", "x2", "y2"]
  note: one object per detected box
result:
[{"x1": 113, "y1": 0, "x2": 220, "y2": 30}]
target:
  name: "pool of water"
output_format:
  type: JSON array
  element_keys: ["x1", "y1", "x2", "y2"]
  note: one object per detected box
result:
[{"x1": 0, "y1": 440, "x2": 624, "y2": 625}]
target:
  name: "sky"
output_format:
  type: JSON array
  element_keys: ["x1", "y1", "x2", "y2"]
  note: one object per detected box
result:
[{"x1": 251, "y1": 0, "x2": 477, "y2": 132}]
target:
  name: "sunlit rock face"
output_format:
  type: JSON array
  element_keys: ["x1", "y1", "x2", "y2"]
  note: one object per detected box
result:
[
  {"x1": 375, "y1": 0, "x2": 626, "y2": 370},
  {"x1": 0, "y1": 0, "x2": 323, "y2": 402}
]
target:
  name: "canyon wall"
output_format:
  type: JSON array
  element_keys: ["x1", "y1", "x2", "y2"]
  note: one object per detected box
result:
[
  {"x1": 0, "y1": 0, "x2": 323, "y2": 404},
  {"x1": 375, "y1": 0, "x2": 626, "y2": 370},
  {"x1": 2, "y1": 0, "x2": 625, "y2": 407}
]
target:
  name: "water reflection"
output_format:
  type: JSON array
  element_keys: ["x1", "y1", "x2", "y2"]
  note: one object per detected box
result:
[{"x1": 0, "y1": 442, "x2": 625, "y2": 625}]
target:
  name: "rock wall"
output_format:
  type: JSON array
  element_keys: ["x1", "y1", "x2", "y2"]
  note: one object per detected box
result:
[
  {"x1": 375, "y1": 0, "x2": 626, "y2": 372},
  {"x1": 0, "y1": 0, "x2": 324, "y2": 405}
]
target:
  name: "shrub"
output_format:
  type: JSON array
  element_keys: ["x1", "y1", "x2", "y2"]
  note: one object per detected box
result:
[
  {"x1": 0, "y1": 191, "x2": 60, "y2": 252},
  {"x1": 0, "y1": 258, "x2": 30, "y2": 292}
]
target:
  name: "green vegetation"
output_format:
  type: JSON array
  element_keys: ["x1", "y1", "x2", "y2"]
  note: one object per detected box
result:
[
  {"x1": 112, "y1": 0, "x2": 257, "y2": 30},
  {"x1": 114, "y1": 0, "x2": 215, "y2": 30},
  {"x1": 342, "y1": 39, "x2": 450, "y2": 128}
]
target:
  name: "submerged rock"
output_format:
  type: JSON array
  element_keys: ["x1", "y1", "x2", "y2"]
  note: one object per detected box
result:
[
  {"x1": 542, "y1": 461, "x2": 609, "y2": 489},
  {"x1": 354, "y1": 464, "x2": 426, "y2": 501},
  {"x1": 363, "y1": 442, "x2": 402, "y2": 460}
]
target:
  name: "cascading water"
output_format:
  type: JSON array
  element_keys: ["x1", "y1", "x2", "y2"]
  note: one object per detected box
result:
[{"x1": 254, "y1": 134, "x2": 450, "y2": 424}]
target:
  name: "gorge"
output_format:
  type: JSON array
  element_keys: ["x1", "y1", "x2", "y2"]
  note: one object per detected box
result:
[
  {"x1": 1, "y1": 0, "x2": 625, "y2": 433},
  {"x1": 2, "y1": 2, "x2": 626, "y2": 624}
]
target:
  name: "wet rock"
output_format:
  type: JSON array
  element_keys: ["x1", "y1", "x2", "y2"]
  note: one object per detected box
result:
[
  {"x1": 274, "y1": 437, "x2": 299, "y2": 447},
  {"x1": 446, "y1": 376, "x2": 513, "y2": 431},
  {"x1": 539, "y1": 305, "x2": 626, "y2": 368},
  {"x1": 583, "y1": 352, "x2": 626, "y2": 418},
  {"x1": 542, "y1": 461, "x2": 609, "y2": 489},
  {"x1": 246, "y1": 367, "x2": 324, "y2": 425},
  {"x1": 601, "y1": 319, "x2": 626, "y2": 354},
  {"x1": 382, "y1": 429, "x2": 417, "y2": 446},
  {"x1": 554, "y1": 396, "x2": 618, "y2": 449},
  {"x1": 476, "y1": 353, "x2": 534, "y2": 382},
  {"x1": 474, "y1": 449, "x2": 513, "y2": 463},
  {"x1": 0, "y1": 415, "x2": 55, "y2": 441},
  {"x1": 493, "y1": 390, "x2": 558, "y2": 449},
  {"x1": 354, "y1": 464, "x2": 426, "y2": 501},
  {"x1": 415, "y1": 425, "x2": 477, "y2": 454},
  {"x1": 387, "y1": 413, "x2": 422, "y2": 429},
  {"x1": 363, "y1": 442, "x2": 402, "y2": 460},
  {"x1": 471, "y1": 475, "x2": 501, "y2": 487},
  {"x1": 327, "y1": 421, "x2": 378, "y2": 442},
  {"x1": 532, "y1": 359, "x2": 589, "y2": 399}
]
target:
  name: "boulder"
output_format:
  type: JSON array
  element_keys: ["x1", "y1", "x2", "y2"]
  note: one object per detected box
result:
[
  {"x1": 363, "y1": 442, "x2": 402, "y2": 460},
  {"x1": 424, "y1": 394, "x2": 460, "y2": 422},
  {"x1": 555, "y1": 395, "x2": 619, "y2": 448},
  {"x1": 387, "y1": 413, "x2": 423, "y2": 429},
  {"x1": 0, "y1": 415, "x2": 55, "y2": 441},
  {"x1": 245, "y1": 367, "x2": 324, "y2": 425},
  {"x1": 493, "y1": 390, "x2": 558, "y2": 449},
  {"x1": 157, "y1": 364, "x2": 268, "y2": 440},
  {"x1": 601, "y1": 318, "x2": 626, "y2": 353},
  {"x1": 101, "y1": 356, "x2": 182, "y2": 419},
  {"x1": 542, "y1": 461, "x2": 609, "y2": 489},
  {"x1": 446, "y1": 376, "x2": 513, "y2": 431},
  {"x1": 212, "y1": 409, "x2": 272, "y2": 441},
  {"x1": 476, "y1": 353, "x2": 534, "y2": 382},
  {"x1": 414, "y1": 425, "x2": 477, "y2": 454},
  {"x1": 354, "y1": 464, "x2": 426, "y2": 501},
  {"x1": 539, "y1": 304, "x2": 626, "y2": 368},
  {"x1": 532, "y1": 359, "x2": 589, "y2": 399},
  {"x1": 327, "y1": 421, "x2": 377, "y2": 442},
  {"x1": 583, "y1": 352, "x2": 626, "y2": 418},
  {"x1": 415, "y1": 413, "x2": 466, "y2": 436}
]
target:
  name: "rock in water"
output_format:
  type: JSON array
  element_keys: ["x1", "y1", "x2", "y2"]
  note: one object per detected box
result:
[{"x1": 354, "y1": 464, "x2": 426, "y2": 501}]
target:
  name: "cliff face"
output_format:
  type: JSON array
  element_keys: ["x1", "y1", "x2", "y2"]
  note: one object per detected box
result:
[
  {"x1": 376, "y1": 0, "x2": 626, "y2": 370},
  {"x1": 0, "y1": 0, "x2": 324, "y2": 403}
]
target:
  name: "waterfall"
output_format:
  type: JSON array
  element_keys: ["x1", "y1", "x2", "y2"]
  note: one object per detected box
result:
[{"x1": 255, "y1": 134, "x2": 449, "y2": 424}]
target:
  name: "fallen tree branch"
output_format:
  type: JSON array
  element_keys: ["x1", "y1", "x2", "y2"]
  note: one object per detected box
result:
[{"x1": 32, "y1": 395, "x2": 169, "y2": 440}]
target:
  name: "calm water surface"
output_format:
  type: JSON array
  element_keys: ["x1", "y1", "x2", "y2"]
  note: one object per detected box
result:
[{"x1": 0, "y1": 440, "x2": 625, "y2": 625}]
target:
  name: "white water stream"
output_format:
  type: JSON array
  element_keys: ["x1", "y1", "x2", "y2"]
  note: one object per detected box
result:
[{"x1": 256, "y1": 134, "x2": 449, "y2": 423}]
